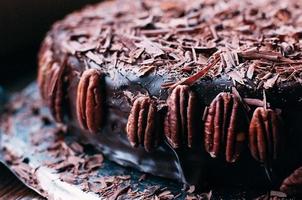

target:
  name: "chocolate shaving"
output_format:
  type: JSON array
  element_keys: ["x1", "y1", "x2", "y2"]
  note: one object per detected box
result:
[
  {"x1": 138, "y1": 65, "x2": 157, "y2": 77},
  {"x1": 137, "y1": 39, "x2": 165, "y2": 58},
  {"x1": 84, "y1": 154, "x2": 104, "y2": 171},
  {"x1": 85, "y1": 51, "x2": 104, "y2": 65},
  {"x1": 109, "y1": 185, "x2": 130, "y2": 200},
  {"x1": 263, "y1": 74, "x2": 279, "y2": 89},
  {"x1": 165, "y1": 53, "x2": 221, "y2": 89},
  {"x1": 239, "y1": 50, "x2": 293, "y2": 63},
  {"x1": 247, "y1": 63, "x2": 255, "y2": 79},
  {"x1": 227, "y1": 70, "x2": 245, "y2": 84},
  {"x1": 117, "y1": 35, "x2": 137, "y2": 51}
]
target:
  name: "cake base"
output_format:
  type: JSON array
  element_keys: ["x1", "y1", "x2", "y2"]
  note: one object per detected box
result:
[{"x1": 0, "y1": 83, "x2": 291, "y2": 199}]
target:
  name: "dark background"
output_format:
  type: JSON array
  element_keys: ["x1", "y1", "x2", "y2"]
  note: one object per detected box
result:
[
  {"x1": 0, "y1": 0, "x2": 100, "y2": 86},
  {"x1": 0, "y1": 1, "x2": 100, "y2": 198}
]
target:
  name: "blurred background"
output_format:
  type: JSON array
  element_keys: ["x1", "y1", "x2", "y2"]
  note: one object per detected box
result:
[
  {"x1": 0, "y1": 1, "x2": 100, "y2": 198},
  {"x1": 0, "y1": 0, "x2": 100, "y2": 86}
]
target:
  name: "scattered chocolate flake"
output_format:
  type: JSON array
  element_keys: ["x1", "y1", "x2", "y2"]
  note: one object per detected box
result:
[
  {"x1": 185, "y1": 191, "x2": 212, "y2": 200},
  {"x1": 69, "y1": 142, "x2": 84, "y2": 155},
  {"x1": 66, "y1": 41, "x2": 98, "y2": 54},
  {"x1": 243, "y1": 98, "x2": 269, "y2": 108},
  {"x1": 59, "y1": 172, "x2": 78, "y2": 184},
  {"x1": 138, "y1": 174, "x2": 147, "y2": 182},
  {"x1": 81, "y1": 180, "x2": 91, "y2": 192},
  {"x1": 85, "y1": 51, "x2": 104, "y2": 65},
  {"x1": 187, "y1": 185, "x2": 196, "y2": 194},
  {"x1": 138, "y1": 65, "x2": 157, "y2": 77},
  {"x1": 129, "y1": 48, "x2": 145, "y2": 61},
  {"x1": 263, "y1": 74, "x2": 279, "y2": 89},
  {"x1": 255, "y1": 191, "x2": 287, "y2": 200},
  {"x1": 144, "y1": 186, "x2": 161, "y2": 198},
  {"x1": 109, "y1": 184, "x2": 130, "y2": 200},
  {"x1": 118, "y1": 35, "x2": 137, "y2": 51},
  {"x1": 157, "y1": 189, "x2": 175, "y2": 199},
  {"x1": 227, "y1": 70, "x2": 245, "y2": 85},
  {"x1": 84, "y1": 154, "x2": 104, "y2": 171},
  {"x1": 239, "y1": 50, "x2": 293, "y2": 63},
  {"x1": 247, "y1": 63, "x2": 255, "y2": 79},
  {"x1": 165, "y1": 53, "x2": 221, "y2": 89},
  {"x1": 137, "y1": 39, "x2": 165, "y2": 58}
]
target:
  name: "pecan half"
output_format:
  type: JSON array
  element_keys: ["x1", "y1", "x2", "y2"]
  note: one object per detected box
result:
[
  {"x1": 43, "y1": 62, "x2": 68, "y2": 123},
  {"x1": 37, "y1": 50, "x2": 53, "y2": 100},
  {"x1": 38, "y1": 38, "x2": 68, "y2": 123},
  {"x1": 126, "y1": 96, "x2": 158, "y2": 152},
  {"x1": 76, "y1": 68, "x2": 104, "y2": 133},
  {"x1": 280, "y1": 167, "x2": 302, "y2": 195},
  {"x1": 204, "y1": 92, "x2": 248, "y2": 163},
  {"x1": 164, "y1": 85, "x2": 199, "y2": 148},
  {"x1": 249, "y1": 107, "x2": 282, "y2": 163}
]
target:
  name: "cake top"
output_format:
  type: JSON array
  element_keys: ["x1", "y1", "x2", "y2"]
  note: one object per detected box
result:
[{"x1": 48, "y1": 0, "x2": 302, "y2": 90}]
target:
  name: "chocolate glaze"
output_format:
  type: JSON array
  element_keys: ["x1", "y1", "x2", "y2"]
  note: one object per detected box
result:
[
  {"x1": 38, "y1": 0, "x2": 302, "y2": 190},
  {"x1": 64, "y1": 54, "x2": 302, "y2": 187}
]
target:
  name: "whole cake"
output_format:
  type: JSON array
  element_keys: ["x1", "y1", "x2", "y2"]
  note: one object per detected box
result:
[{"x1": 38, "y1": 0, "x2": 302, "y2": 194}]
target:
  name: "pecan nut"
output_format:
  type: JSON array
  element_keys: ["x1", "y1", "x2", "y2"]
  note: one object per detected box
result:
[
  {"x1": 126, "y1": 96, "x2": 158, "y2": 152},
  {"x1": 38, "y1": 37, "x2": 68, "y2": 123},
  {"x1": 38, "y1": 49, "x2": 54, "y2": 100},
  {"x1": 204, "y1": 92, "x2": 248, "y2": 163},
  {"x1": 76, "y1": 68, "x2": 104, "y2": 133},
  {"x1": 38, "y1": 36, "x2": 54, "y2": 100},
  {"x1": 249, "y1": 107, "x2": 282, "y2": 163},
  {"x1": 164, "y1": 85, "x2": 199, "y2": 148},
  {"x1": 43, "y1": 62, "x2": 68, "y2": 123},
  {"x1": 280, "y1": 167, "x2": 302, "y2": 195}
]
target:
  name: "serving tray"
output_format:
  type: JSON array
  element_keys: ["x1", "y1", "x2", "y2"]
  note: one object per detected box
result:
[{"x1": 0, "y1": 83, "x2": 288, "y2": 200}]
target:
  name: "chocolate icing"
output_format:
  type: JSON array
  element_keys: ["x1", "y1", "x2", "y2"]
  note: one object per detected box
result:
[
  {"x1": 63, "y1": 53, "x2": 302, "y2": 188},
  {"x1": 37, "y1": 0, "x2": 302, "y2": 191}
]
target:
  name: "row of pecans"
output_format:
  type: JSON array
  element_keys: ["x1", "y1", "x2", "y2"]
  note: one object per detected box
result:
[
  {"x1": 38, "y1": 60, "x2": 301, "y2": 195},
  {"x1": 124, "y1": 78, "x2": 302, "y2": 195},
  {"x1": 128, "y1": 85, "x2": 282, "y2": 165},
  {"x1": 38, "y1": 38, "x2": 67, "y2": 124},
  {"x1": 38, "y1": 59, "x2": 283, "y2": 165}
]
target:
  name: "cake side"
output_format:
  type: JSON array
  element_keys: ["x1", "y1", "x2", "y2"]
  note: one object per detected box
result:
[{"x1": 37, "y1": 0, "x2": 302, "y2": 193}]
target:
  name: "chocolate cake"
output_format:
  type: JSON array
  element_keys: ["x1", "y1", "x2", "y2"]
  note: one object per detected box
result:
[{"x1": 37, "y1": 0, "x2": 302, "y2": 194}]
